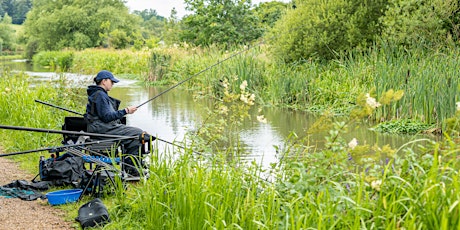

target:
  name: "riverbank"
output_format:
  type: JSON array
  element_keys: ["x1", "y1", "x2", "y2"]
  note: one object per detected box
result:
[{"x1": 0, "y1": 157, "x2": 74, "y2": 229}]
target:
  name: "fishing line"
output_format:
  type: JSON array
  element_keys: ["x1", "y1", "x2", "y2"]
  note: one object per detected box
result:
[{"x1": 137, "y1": 41, "x2": 263, "y2": 108}]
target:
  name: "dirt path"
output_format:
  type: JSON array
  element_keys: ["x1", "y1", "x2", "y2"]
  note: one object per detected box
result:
[{"x1": 0, "y1": 157, "x2": 74, "y2": 230}]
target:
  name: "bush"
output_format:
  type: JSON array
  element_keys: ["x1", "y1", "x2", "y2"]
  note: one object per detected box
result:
[
  {"x1": 268, "y1": 0, "x2": 387, "y2": 62},
  {"x1": 380, "y1": 0, "x2": 458, "y2": 48}
]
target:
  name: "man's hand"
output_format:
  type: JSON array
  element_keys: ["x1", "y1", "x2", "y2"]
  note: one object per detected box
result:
[{"x1": 125, "y1": 106, "x2": 138, "y2": 114}]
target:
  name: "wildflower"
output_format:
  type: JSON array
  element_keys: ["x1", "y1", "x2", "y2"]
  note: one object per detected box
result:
[
  {"x1": 240, "y1": 80, "x2": 248, "y2": 91},
  {"x1": 240, "y1": 94, "x2": 248, "y2": 104},
  {"x1": 257, "y1": 115, "x2": 267, "y2": 123},
  {"x1": 365, "y1": 93, "x2": 381, "y2": 109},
  {"x1": 247, "y1": 93, "x2": 255, "y2": 105},
  {"x1": 348, "y1": 138, "x2": 358, "y2": 149},
  {"x1": 221, "y1": 79, "x2": 229, "y2": 89},
  {"x1": 456, "y1": 102, "x2": 460, "y2": 111},
  {"x1": 219, "y1": 105, "x2": 228, "y2": 115},
  {"x1": 371, "y1": 180, "x2": 382, "y2": 191},
  {"x1": 4, "y1": 87, "x2": 10, "y2": 92}
]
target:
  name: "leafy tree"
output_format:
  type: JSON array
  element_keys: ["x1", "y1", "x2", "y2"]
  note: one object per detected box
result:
[
  {"x1": 134, "y1": 9, "x2": 166, "y2": 44},
  {"x1": 0, "y1": 0, "x2": 31, "y2": 24},
  {"x1": 268, "y1": 0, "x2": 388, "y2": 62},
  {"x1": 380, "y1": 0, "x2": 459, "y2": 47},
  {"x1": 253, "y1": 1, "x2": 289, "y2": 30},
  {"x1": 181, "y1": 0, "x2": 263, "y2": 47},
  {"x1": 23, "y1": 0, "x2": 141, "y2": 56},
  {"x1": 162, "y1": 8, "x2": 182, "y2": 45},
  {"x1": 0, "y1": 13, "x2": 15, "y2": 50},
  {"x1": 133, "y1": 9, "x2": 164, "y2": 22}
]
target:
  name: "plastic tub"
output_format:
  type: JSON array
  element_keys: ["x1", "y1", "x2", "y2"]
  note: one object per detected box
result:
[{"x1": 46, "y1": 189, "x2": 83, "y2": 205}]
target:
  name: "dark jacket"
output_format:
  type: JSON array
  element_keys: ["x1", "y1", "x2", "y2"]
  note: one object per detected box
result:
[{"x1": 85, "y1": 85, "x2": 127, "y2": 123}]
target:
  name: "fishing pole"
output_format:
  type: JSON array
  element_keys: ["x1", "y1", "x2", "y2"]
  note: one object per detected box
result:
[
  {"x1": 35, "y1": 99, "x2": 84, "y2": 116},
  {"x1": 0, "y1": 124, "x2": 203, "y2": 155},
  {"x1": 0, "y1": 124, "x2": 136, "y2": 139},
  {"x1": 0, "y1": 136, "x2": 133, "y2": 157},
  {"x1": 136, "y1": 42, "x2": 261, "y2": 108}
]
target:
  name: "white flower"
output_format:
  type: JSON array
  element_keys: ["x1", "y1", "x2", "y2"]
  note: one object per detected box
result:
[
  {"x1": 240, "y1": 94, "x2": 248, "y2": 103},
  {"x1": 240, "y1": 80, "x2": 248, "y2": 91},
  {"x1": 257, "y1": 115, "x2": 267, "y2": 123},
  {"x1": 348, "y1": 138, "x2": 358, "y2": 149},
  {"x1": 365, "y1": 93, "x2": 381, "y2": 109},
  {"x1": 456, "y1": 102, "x2": 460, "y2": 111},
  {"x1": 219, "y1": 105, "x2": 228, "y2": 115},
  {"x1": 371, "y1": 180, "x2": 382, "y2": 191}
]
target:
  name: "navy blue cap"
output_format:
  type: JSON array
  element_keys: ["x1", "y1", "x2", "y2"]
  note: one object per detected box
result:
[{"x1": 95, "y1": 70, "x2": 119, "y2": 83}]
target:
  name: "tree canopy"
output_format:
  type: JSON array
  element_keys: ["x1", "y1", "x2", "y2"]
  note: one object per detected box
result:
[
  {"x1": 181, "y1": 0, "x2": 263, "y2": 47},
  {"x1": 0, "y1": 0, "x2": 31, "y2": 24},
  {"x1": 23, "y1": 0, "x2": 141, "y2": 56}
]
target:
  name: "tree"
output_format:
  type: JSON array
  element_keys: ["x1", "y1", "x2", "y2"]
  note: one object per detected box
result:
[
  {"x1": 181, "y1": 0, "x2": 263, "y2": 47},
  {"x1": 133, "y1": 9, "x2": 166, "y2": 43},
  {"x1": 253, "y1": 1, "x2": 289, "y2": 31},
  {"x1": 0, "y1": 0, "x2": 32, "y2": 24},
  {"x1": 0, "y1": 13, "x2": 15, "y2": 50},
  {"x1": 268, "y1": 0, "x2": 388, "y2": 62},
  {"x1": 23, "y1": 0, "x2": 141, "y2": 56},
  {"x1": 380, "y1": 0, "x2": 459, "y2": 47}
]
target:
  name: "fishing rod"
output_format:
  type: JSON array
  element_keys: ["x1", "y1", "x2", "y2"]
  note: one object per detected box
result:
[
  {"x1": 136, "y1": 42, "x2": 261, "y2": 108},
  {"x1": 0, "y1": 124, "x2": 203, "y2": 156},
  {"x1": 0, "y1": 124, "x2": 136, "y2": 139},
  {"x1": 35, "y1": 99, "x2": 84, "y2": 116},
  {"x1": 0, "y1": 136, "x2": 133, "y2": 157},
  {"x1": 33, "y1": 99, "x2": 204, "y2": 155}
]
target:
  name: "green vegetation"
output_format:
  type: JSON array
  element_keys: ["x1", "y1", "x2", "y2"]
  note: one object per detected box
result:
[
  {"x1": 3, "y1": 72, "x2": 460, "y2": 228},
  {"x1": 23, "y1": 0, "x2": 141, "y2": 57},
  {"x1": 0, "y1": 70, "x2": 83, "y2": 169},
  {"x1": 4, "y1": 0, "x2": 460, "y2": 228}
]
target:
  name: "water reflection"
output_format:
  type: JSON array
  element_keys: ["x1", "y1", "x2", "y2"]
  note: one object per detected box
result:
[{"x1": 6, "y1": 60, "x2": 435, "y2": 168}]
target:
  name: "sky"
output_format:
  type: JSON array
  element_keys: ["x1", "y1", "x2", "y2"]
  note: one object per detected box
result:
[{"x1": 125, "y1": 0, "x2": 291, "y2": 18}]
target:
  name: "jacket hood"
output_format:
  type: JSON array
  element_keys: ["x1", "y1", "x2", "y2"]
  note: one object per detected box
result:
[{"x1": 87, "y1": 85, "x2": 106, "y2": 97}]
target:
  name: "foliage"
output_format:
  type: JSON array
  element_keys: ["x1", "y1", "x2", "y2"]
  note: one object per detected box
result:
[
  {"x1": 23, "y1": 0, "x2": 141, "y2": 56},
  {"x1": 0, "y1": 0, "x2": 31, "y2": 24},
  {"x1": 0, "y1": 13, "x2": 15, "y2": 50},
  {"x1": 181, "y1": 0, "x2": 263, "y2": 47},
  {"x1": 0, "y1": 70, "x2": 82, "y2": 168},
  {"x1": 373, "y1": 119, "x2": 434, "y2": 134},
  {"x1": 70, "y1": 48, "x2": 151, "y2": 76},
  {"x1": 135, "y1": 9, "x2": 166, "y2": 46},
  {"x1": 268, "y1": 0, "x2": 388, "y2": 62},
  {"x1": 32, "y1": 50, "x2": 74, "y2": 71},
  {"x1": 189, "y1": 76, "x2": 260, "y2": 154},
  {"x1": 253, "y1": 1, "x2": 289, "y2": 31},
  {"x1": 380, "y1": 0, "x2": 459, "y2": 47}
]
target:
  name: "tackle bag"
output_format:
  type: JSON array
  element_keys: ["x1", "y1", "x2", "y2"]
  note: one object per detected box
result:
[
  {"x1": 37, "y1": 153, "x2": 86, "y2": 187},
  {"x1": 75, "y1": 198, "x2": 110, "y2": 229}
]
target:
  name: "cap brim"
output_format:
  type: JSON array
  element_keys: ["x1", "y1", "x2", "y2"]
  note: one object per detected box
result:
[{"x1": 111, "y1": 77, "x2": 120, "y2": 83}]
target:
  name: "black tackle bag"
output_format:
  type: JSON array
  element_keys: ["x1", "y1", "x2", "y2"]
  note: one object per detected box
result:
[
  {"x1": 37, "y1": 153, "x2": 86, "y2": 187},
  {"x1": 75, "y1": 198, "x2": 110, "y2": 229}
]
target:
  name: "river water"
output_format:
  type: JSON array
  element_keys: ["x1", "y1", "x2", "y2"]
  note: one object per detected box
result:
[{"x1": 3, "y1": 60, "x2": 429, "y2": 168}]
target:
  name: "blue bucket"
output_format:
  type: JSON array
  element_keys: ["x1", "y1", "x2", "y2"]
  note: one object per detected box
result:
[{"x1": 46, "y1": 189, "x2": 83, "y2": 206}]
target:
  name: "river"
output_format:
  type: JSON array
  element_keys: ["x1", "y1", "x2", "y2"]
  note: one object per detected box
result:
[{"x1": 3, "y1": 60, "x2": 430, "y2": 168}]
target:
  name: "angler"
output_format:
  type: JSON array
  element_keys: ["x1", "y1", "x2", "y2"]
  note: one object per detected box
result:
[{"x1": 84, "y1": 70, "x2": 153, "y2": 176}]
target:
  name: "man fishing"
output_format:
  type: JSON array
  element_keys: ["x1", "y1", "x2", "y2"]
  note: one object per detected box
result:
[{"x1": 84, "y1": 70, "x2": 151, "y2": 177}]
